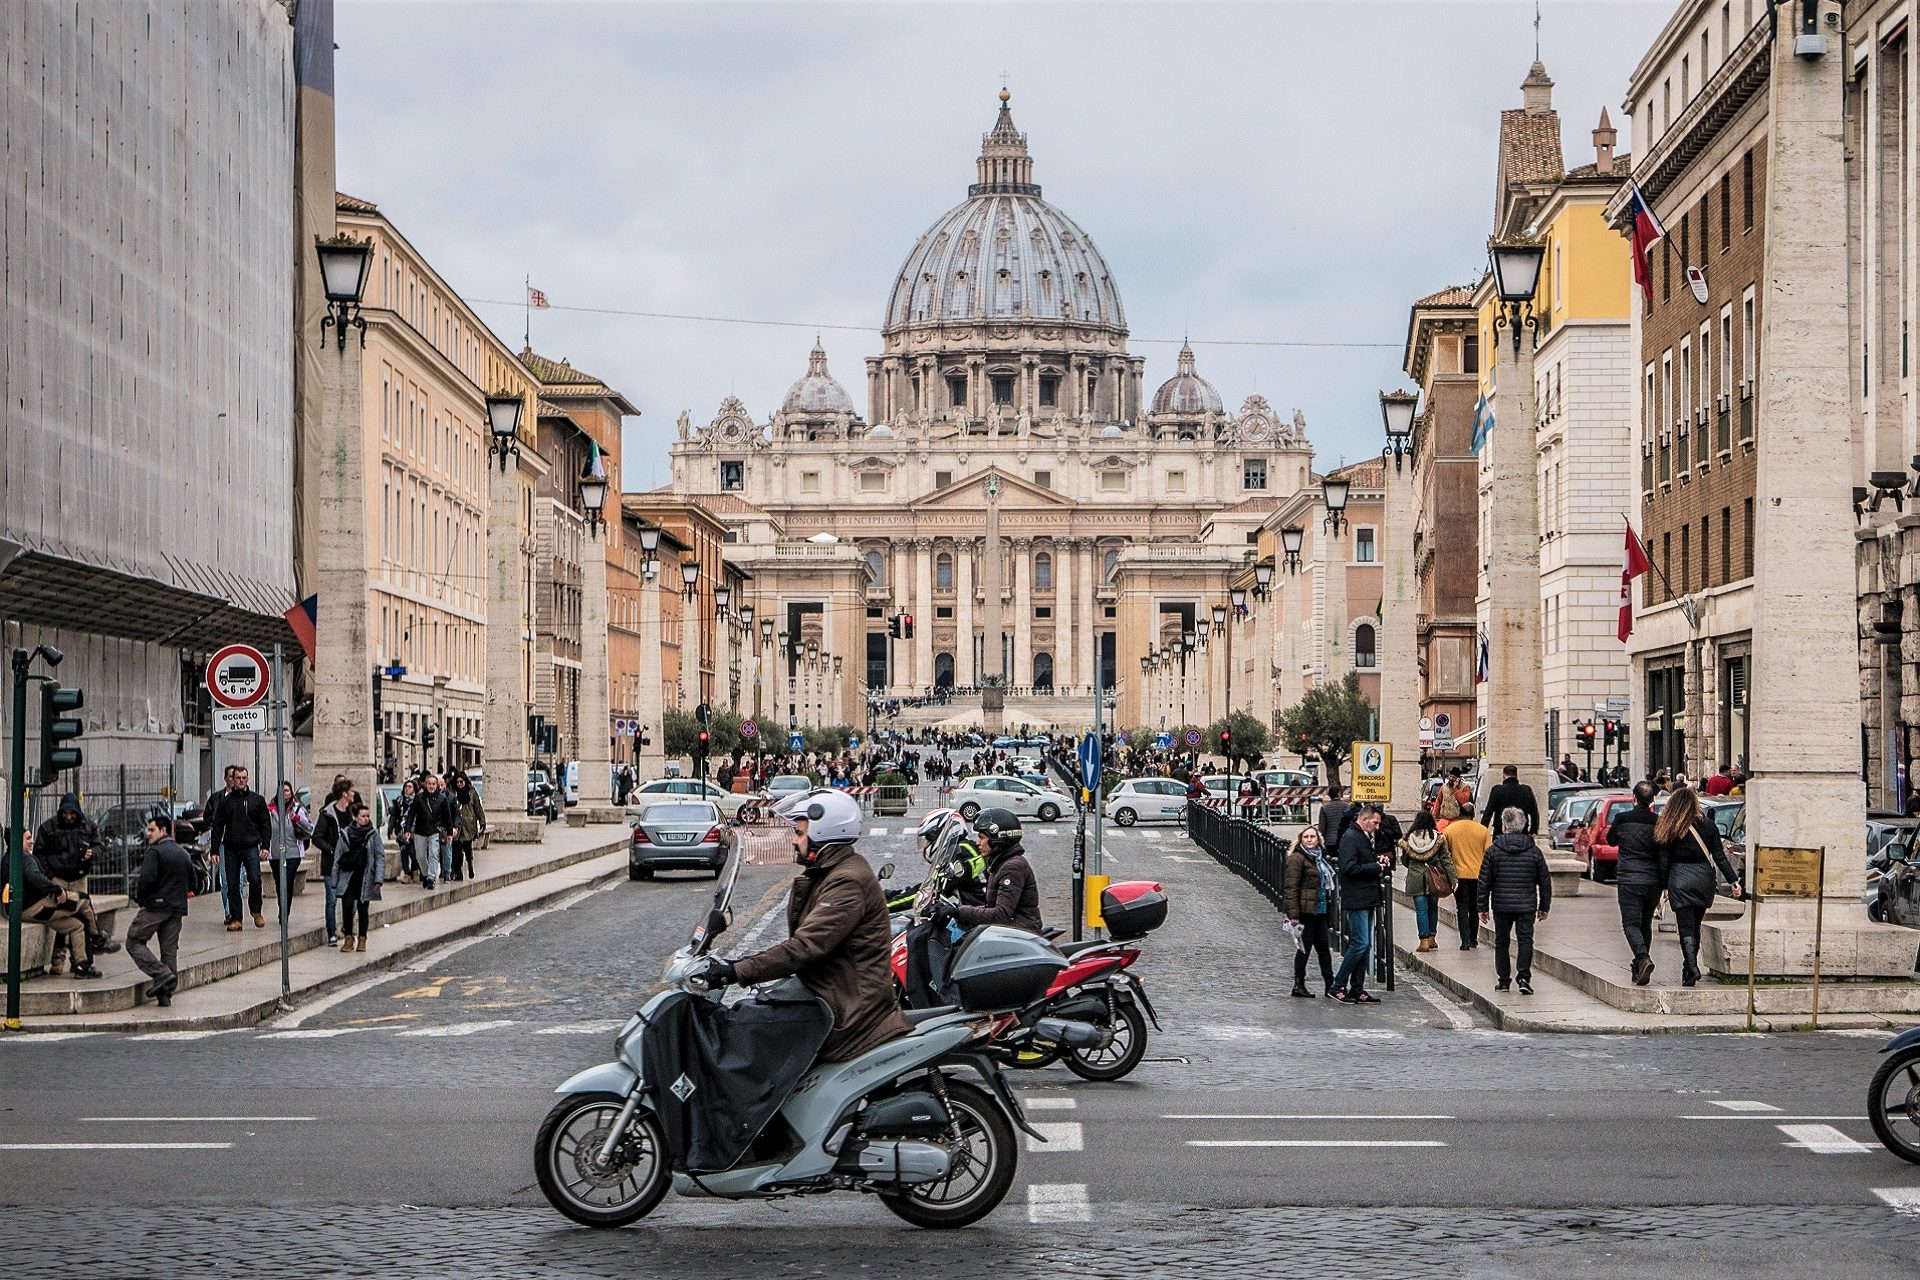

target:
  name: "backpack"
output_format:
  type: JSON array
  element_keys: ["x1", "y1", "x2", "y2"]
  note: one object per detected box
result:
[{"x1": 1438, "y1": 785, "x2": 1462, "y2": 820}]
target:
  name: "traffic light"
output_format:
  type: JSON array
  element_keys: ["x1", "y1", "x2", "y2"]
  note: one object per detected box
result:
[
  {"x1": 1616, "y1": 722, "x2": 1630, "y2": 752},
  {"x1": 695, "y1": 729, "x2": 711, "y2": 759},
  {"x1": 901, "y1": 613, "x2": 914, "y2": 640},
  {"x1": 1219, "y1": 728, "x2": 1232, "y2": 756},
  {"x1": 39, "y1": 681, "x2": 84, "y2": 778},
  {"x1": 422, "y1": 723, "x2": 436, "y2": 751},
  {"x1": 1603, "y1": 718, "x2": 1618, "y2": 746},
  {"x1": 887, "y1": 615, "x2": 901, "y2": 639},
  {"x1": 1577, "y1": 721, "x2": 1596, "y2": 750}
]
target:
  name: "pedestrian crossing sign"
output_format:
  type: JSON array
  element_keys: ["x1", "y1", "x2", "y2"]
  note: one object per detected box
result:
[{"x1": 1351, "y1": 740, "x2": 1391, "y2": 803}]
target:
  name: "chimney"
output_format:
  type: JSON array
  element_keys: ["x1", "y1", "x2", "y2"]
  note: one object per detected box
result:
[
  {"x1": 1521, "y1": 60, "x2": 1554, "y2": 114},
  {"x1": 1592, "y1": 107, "x2": 1617, "y2": 175}
]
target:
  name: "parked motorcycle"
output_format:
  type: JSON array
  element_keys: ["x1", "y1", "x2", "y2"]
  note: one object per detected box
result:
[
  {"x1": 1869, "y1": 1025, "x2": 1920, "y2": 1162},
  {"x1": 534, "y1": 848, "x2": 1050, "y2": 1230}
]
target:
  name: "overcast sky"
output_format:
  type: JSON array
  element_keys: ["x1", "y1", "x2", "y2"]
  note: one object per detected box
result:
[{"x1": 335, "y1": 0, "x2": 1672, "y2": 489}]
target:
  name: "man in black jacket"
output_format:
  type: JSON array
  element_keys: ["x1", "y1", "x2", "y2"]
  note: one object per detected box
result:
[
  {"x1": 127, "y1": 815, "x2": 193, "y2": 1006},
  {"x1": 1317, "y1": 784, "x2": 1350, "y2": 849},
  {"x1": 1477, "y1": 807, "x2": 1553, "y2": 994},
  {"x1": 1605, "y1": 782, "x2": 1664, "y2": 986},
  {"x1": 10, "y1": 825, "x2": 99, "y2": 978},
  {"x1": 947, "y1": 808, "x2": 1043, "y2": 934},
  {"x1": 1479, "y1": 764, "x2": 1540, "y2": 834},
  {"x1": 207, "y1": 766, "x2": 272, "y2": 931},
  {"x1": 1330, "y1": 807, "x2": 1388, "y2": 1003},
  {"x1": 34, "y1": 791, "x2": 118, "y2": 969},
  {"x1": 409, "y1": 774, "x2": 455, "y2": 890}
]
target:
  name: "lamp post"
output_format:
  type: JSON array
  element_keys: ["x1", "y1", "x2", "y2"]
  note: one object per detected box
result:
[
  {"x1": 1280, "y1": 526, "x2": 1305, "y2": 575},
  {"x1": 576, "y1": 446, "x2": 613, "y2": 811},
  {"x1": 1321, "y1": 476, "x2": 1351, "y2": 682},
  {"x1": 1379, "y1": 389, "x2": 1424, "y2": 812},
  {"x1": 678, "y1": 559, "x2": 701, "y2": 717},
  {"x1": 315, "y1": 234, "x2": 372, "y2": 349},
  {"x1": 1486, "y1": 235, "x2": 1551, "y2": 810},
  {"x1": 1212, "y1": 602, "x2": 1231, "y2": 730},
  {"x1": 632, "y1": 524, "x2": 666, "y2": 780},
  {"x1": 487, "y1": 393, "x2": 524, "y2": 471}
]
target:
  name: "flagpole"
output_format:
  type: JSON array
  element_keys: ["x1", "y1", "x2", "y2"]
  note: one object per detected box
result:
[
  {"x1": 1618, "y1": 511, "x2": 1686, "y2": 611},
  {"x1": 524, "y1": 274, "x2": 531, "y2": 349}
]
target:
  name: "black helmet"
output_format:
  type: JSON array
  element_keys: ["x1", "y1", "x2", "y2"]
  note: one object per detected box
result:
[{"x1": 972, "y1": 806, "x2": 1022, "y2": 850}]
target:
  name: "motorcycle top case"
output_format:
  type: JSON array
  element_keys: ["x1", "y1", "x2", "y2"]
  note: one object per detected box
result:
[
  {"x1": 1100, "y1": 880, "x2": 1168, "y2": 941},
  {"x1": 947, "y1": 925, "x2": 1068, "y2": 1010}
]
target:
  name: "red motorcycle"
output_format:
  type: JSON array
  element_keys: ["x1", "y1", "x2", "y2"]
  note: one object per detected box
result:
[{"x1": 892, "y1": 881, "x2": 1166, "y2": 1081}]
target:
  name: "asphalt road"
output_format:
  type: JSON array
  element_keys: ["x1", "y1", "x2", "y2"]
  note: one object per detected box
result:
[{"x1": 6, "y1": 807, "x2": 1920, "y2": 1278}]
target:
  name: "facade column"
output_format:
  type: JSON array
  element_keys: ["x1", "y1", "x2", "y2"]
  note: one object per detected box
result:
[
  {"x1": 1715, "y1": 0, "x2": 1907, "y2": 975},
  {"x1": 485, "y1": 447, "x2": 539, "y2": 838},
  {"x1": 956, "y1": 540, "x2": 976, "y2": 687},
  {"x1": 1012, "y1": 538, "x2": 1033, "y2": 688},
  {"x1": 1321, "y1": 523, "x2": 1348, "y2": 685},
  {"x1": 680, "y1": 581, "x2": 699, "y2": 714},
  {"x1": 1487, "y1": 309, "x2": 1550, "y2": 812},
  {"x1": 1253, "y1": 577, "x2": 1277, "y2": 736},
  {"x1": 1083, "y1": 542, "x2": 1102, "y2": 695},
  {"x1": 913, "y1": 539, "x2": 934, "y2": 695},
  {"x1": 576, "y1": 527, "x2": 615, "y2": 815},
  {"x1": 1056, "y1": 539, "x2": 1076, "y2": 695},
  {"x1": 635, "y1": 570, "x2": 666, "y2": 781},
  {"x1": 1381, "y1": 456, "x2": 1423, "y2": 817},
  {"x1": 313, "y1": 330, "x2": 377, "y2": 808}
]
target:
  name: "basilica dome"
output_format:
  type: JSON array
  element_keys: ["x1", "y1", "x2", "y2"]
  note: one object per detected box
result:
[
  {"x1": 884, "y1": 92, "x2": 1125, "y2": 333},
  {"x1": 1150, "y1": 341, "x2": 1223, "y2": 416},
  {"x1": 781, "y1": 342, "x2": 856, "y2": 416}
]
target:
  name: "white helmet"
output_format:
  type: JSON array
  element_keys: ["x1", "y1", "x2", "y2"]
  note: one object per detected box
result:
[{"x1": 792, "y1": 789, "x2": 865, "y2": 857}]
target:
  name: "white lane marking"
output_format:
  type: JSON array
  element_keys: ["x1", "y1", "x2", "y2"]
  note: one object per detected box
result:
[
  {"x1": 0, "y1": 1032, "x2": 99, "y2": 1043},
  {"x1": 1827, "y1": 1029, "x2": 1897, "y2": 1038},
  {"x1": 531, "y1": 1021, "x2": 626, "y2": 1036},
  {"x1": 1405, "y1": 975, "x2": 1474, "y2": 1032},
  {"x1": 1332, "y1": 1029, "x2": 1402, "y2": 1040},
  {"x1": 1166, "y1": 1114, "x2": 1457, "y2": 1122},
  {"x1": 1188, "y1": 1140, "x2": 1447, "y2": 1149},
  {"x1": 1874, "y1": 1187, "x2": 1920, "y2": 1217},
  {"x1": 395, "y1": 1020, "x2": 516, "y2": 1038},
  {"x1": 1711, "y1": 1100, "x2": 1782, "y2": 1112},
  {"x1": 0, "y1": 1142, "x2": 233, "y2": 1151},
  {"x1": 1027, "y1": 1121, "x2": 1083, "y2": 1152},
  {"x1": 256, "y1": 1028, "x2": 366, "y2": 1040},
  {"x1": 1778, "y1": 1123, "x2": 1875, "y2": 1154},
  {"x1": 81, "y1": 1116, "x2": 313, "y2": 1123},
  {"x1": 1027, "y1": 1182, "x2": 1091, "y2": 1223},
  {"x1": 1021, "y1": 1097, "x2": 1078, "y2": 1110},
  {"x1": 869, "y1": 828, "x2": 889, "y2": 837},
  {"x1": 1142, "y1": 832, "x2": 1164, "y2": 840},
  {"x1": 268, "y1": 878, "x2": 622, "y2": 1029},
  {"x1": 129, "y1": 1030, "x2": 230, "y2": 1042},
  {"x1": 1682, "y1": 1114, "x2": 1866, "y2": 1121},
  {"x1": 1191, "y1": 1025, "x2": 1275, "y2": 1041}
]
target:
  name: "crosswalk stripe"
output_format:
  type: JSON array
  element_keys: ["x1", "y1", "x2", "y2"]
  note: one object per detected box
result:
[
  {"x1": 396, "y1": 1020, "x2": 517, "y2": 1038},
  {"x1": 531, "y1": 1021, "x2": 626, "y2": 1036},
  {"x1": 256, "y1": 1028, "x2": 366, "y2": 1040},
  {"x1": 1188, "y1": 1140, "x2": 1447, "y2": 1149},
  {"x1": 1778, "y1": 1123, "x2": 1874, "y2": 1154},
  {"x1": 1021, "y1": 1097, "x2": 1078, "y2": 1110},
  {"x1": 869, "y1": 828, "x2": 889, "y2": 836},
  {"x1": 0, "y1": 1141, "x2": 233, "y2": 1151},
  {"x1": 1027, "y1": 1121, "x2": 1083, "y2": 1152},
  {"x1": 1873, "y1": 1187, "x2": 1920, "y2": 1216},
  {"x1": 1710, "y1": 1100, "x2": 1781, "y2": 1112},
  {"x1": 1027, "y1": 1183, "x2": 1091, "y2": 1223},
  {"x1": 0, "y1": 1032, "x2": 99, "y2": 1043},
  {"x1": 1167, "y1": 1114, "x2": 1456, "y2": 1121},
  {"x1": 129, "y1": 1030, "x2": 230, "y2": 1042}
]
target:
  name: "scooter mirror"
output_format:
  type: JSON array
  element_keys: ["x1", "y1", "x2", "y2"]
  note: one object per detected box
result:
[{"x1": 877, "y1": 861, "x2": 895, "y2": 881}]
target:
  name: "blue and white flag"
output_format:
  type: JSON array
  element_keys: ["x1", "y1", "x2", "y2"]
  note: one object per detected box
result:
[
  {"x1": 1470, "y1": 393, "x2": 1494, "y2": 455},
  {"x1": 1475, "y1": 630, "x2": 1489, "y2": 684}
]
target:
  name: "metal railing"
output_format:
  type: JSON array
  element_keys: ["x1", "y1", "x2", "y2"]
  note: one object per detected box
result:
[
  {"x1": 21, "y1": 764, "x2": 176, "y2": 897},
  {"x1": 1187, "y1": 803, "x2": 1394, "y2": 990}
]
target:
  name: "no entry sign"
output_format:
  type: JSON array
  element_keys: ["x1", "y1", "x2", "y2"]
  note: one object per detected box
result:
[{"x1": 207, "y1": 644, "x2": 269, "y2": 708}]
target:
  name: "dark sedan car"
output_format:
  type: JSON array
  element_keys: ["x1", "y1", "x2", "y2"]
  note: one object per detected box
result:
[{"x1": 628, "y1": 800, "x2": 733, "y2": 880}]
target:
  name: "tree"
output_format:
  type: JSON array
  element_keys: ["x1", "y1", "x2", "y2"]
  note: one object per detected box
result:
[
  {"x1": 1274, "y1": 671, "x2": 1375, "y2": 788},
  {"x1": 662, "y1": 707, "x2": 698, "y2": 759},
  {"x1": 1207, "y1": 709, "x2": 1272, "y2": 768},
  {"x1": 803, "y1": 724, "x2": 854, "y2": 754}
]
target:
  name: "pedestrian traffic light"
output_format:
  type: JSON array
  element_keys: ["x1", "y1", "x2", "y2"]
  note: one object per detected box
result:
[
  {"x1": 38, "y1": 681, "x2": 84, "y2": 778},
  {"x1": 1603, "y1": 718, "x2": 1618, "y2": 746},
  {"x1": 901, "y1": 613, "x2": 914, "y2": 640}
]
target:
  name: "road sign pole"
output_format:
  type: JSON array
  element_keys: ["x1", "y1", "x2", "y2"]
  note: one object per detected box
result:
[
  {"x1": 1811, "y1": 847, "x2": 1826, "y2": 1030},
  {"x1": 272, "y1": 644, "x2": 290, "y2": 1005},
  {"x1": 6, "y1": 647, "x2": 29, "y2": 1030}
]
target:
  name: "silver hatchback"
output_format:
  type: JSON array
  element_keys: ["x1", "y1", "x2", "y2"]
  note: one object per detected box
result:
[{"x1": 629, "y1": 800, "x2": 732, "y2": 880}]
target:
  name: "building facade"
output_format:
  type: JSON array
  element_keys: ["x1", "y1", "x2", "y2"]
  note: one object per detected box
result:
[
  {"x1": 1262, "y1": 462, "x2": 1385, "y2": 721},
  {"x1": 1607, "y1": 0, "x2": 1771, "y2": 781},
  {"x1": 661, "y1": 93, "x2": 1317, "y2": 733}
]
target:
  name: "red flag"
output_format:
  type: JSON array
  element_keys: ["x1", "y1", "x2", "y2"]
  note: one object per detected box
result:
[
  {"x1": 1618, "y1": 523, "x2": 1651, "y2": 643},
  {"x1": 284, "y1": 594, "x2": 317, "y2": 663},
  {"x1": 1626, "y1": 181, "x2": 1666, "y2": 306}
]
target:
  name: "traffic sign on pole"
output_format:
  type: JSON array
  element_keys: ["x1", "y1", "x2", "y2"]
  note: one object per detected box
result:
[
  {"x1": 788, "y1": 732, "x2": 804, "y2": 751},
  {"x1": 213, "y1": 706, "x2": 268, "y2": 735},
  {"x1": 741, "y1": 719, "x2": 758, "y2": 740},
  {"x1": 207, "y1": 644, "x2": 269, "y2": 708},
  {"x1": 1184, "y1": 728, "x2": 1201, "y2": 748},
  {"x1": 1351, "y1": 740, "x2": 1392, "y2": 802},
  {"x1": 1077, "y1": 732, "x2": 1101, "y2": 792}
]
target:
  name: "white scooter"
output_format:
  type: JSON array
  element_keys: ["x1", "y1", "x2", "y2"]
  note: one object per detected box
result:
[{"x1": 534, "y1": 848, "x2": 1056, "y2": 1230}]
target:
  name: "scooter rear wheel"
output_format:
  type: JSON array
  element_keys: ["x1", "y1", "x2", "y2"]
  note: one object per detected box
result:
[
  {"x1": 535, "y1": 1091, "x2": 670, "y2": 1227},
  {"x1": 880, "y1": 1078, "x2": 1017, "y2": 1229},
  {"x1": 1870, "y1": 1047, "x2": 1920, "y2": 1164}
]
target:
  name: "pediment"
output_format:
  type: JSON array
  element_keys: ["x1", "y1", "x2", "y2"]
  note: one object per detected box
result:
[{"x1": 914, "y1": 468, "x2": 1075, "y2": 510}]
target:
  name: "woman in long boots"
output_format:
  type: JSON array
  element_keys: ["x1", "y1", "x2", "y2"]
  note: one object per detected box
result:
[{"x1": 1652, "y1": 787, "x2": 1743, "y2": 986}]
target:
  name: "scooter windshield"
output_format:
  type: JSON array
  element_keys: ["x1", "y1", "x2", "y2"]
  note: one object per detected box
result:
[{"x1": 688, "y1": 843, "x2": 743, "y2": 954}]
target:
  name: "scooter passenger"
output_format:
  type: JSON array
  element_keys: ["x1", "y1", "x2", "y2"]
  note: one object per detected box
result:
[
  {"x1": 693, "y1": 791, "x2": 912, "y2": 1063},
  {"x1": 936, "y1": 807, "x2": 1043, "y2": 935}
]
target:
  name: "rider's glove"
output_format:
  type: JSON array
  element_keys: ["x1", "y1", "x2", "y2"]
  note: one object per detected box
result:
[
  {"x1": 929, "y1": 896, "x2": 957, "y2": 925},
  {"x1": 692, "y1": 957, "x2": 736, "y2": 991}
]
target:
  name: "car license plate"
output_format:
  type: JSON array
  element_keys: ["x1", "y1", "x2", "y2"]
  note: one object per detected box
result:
[{"x1": 659, "y1": 833, "x2": 693, "y2": 844}]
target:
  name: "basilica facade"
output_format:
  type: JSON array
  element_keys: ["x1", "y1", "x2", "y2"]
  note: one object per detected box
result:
[{"x1": 664, "y1": 93, "x2": 1317, "y2": 730}]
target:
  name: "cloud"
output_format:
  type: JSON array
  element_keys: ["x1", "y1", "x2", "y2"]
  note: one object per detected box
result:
[{"x1": 335, "y1": 0, "x2": 1670, "y2": 488}]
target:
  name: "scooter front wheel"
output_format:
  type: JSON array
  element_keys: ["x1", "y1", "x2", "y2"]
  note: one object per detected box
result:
[
  {"x1": 1063, "y1": 999, "x2": 1148, "y2": 1082},
  {"x1": 1870, "y1": 1047, "x2": 1920, "y2": 1164},
  {"x1": 536, "y1": 1091, "x2": 671, "y2": 1227}
]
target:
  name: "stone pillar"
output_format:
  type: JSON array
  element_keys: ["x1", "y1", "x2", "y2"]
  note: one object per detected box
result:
[
  {"x1": 1708, "y1": 0, "x2": 1911, "y2": 976},
  {"x1": 982, "y1": 481, "x2": 1005, "y2": 733},
  {"x1": 484, "y1": 442, "x2": 539, "y2": 841},
  {"x1": 1381, "y1": 456, "x2": 1424, "y2": 816},
  {"x1": 573, "y1": 526, "x2": 618, "y2": 820},
  {"x1": 1253, "y1": 578, "x2": 1277, "y2": 734},
  {"x1": 913, "y1": 540, "x2": 933, "y2": 695},
  {"x1": 1056, "y1": 540, "x2": 1076, "y2": 694},
  {"x1": 956, "y1": 541, "x2": 976, "y2": 688},
  {"x1": 680, "y1": 580, "x2": 699, "y2": 714},
  {"x1": 1012, "y1": 538, "x2": 1033, "y2": 688},
  {"x1": 1321, "y1": 523, "x2": 1348, "y2": 685},
  {"x1": 313, "y1": 332, "x2": 377, "y2": 808},
  {"x1": 1488, "y1": 319, "x2": 1551, "y2": 811},
  {"x1": 635, "y1": 570, "x2": 666, "y2": 782}
]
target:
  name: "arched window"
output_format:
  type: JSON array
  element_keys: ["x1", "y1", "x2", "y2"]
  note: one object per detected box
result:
[
  {"x1": 1103, "y1": 548, "x2": 1119, "y2": 582},
  {"x1": 1035, "y1": 552, "x2": 1053, "y2": 590},
  {"x1": 934, "y1": 653, "x2": 955, "y2": 689},
  {"x1": 936, "y1": 552, "x2": 954, "y2": 590},
  {"x1": 864, "y1": 550, "x2": 886, "y2": 587},
  {"x1": 1354, "y1": 622, "x2": 1377, "y2": 669},
  {"x1": 1033, "y1": 652, "x2": 1054, "y2": 690}
]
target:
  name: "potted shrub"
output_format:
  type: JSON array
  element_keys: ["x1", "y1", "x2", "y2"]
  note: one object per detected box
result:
[{"x1": 873, "y1": 770, "x2": 911, "y2": 816}]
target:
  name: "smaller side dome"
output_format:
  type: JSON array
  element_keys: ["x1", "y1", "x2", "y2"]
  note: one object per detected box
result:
[
  {"x1": 1150, "y1": 342, "x2": 1224, "y2": 416},
  {"x1": 781, "y1": 342, "x2": 856, "y2": 416}
]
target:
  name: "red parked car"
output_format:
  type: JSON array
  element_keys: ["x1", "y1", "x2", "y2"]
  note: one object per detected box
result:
[{"x1": 1577, "y1": 791, "x2": 1639, "y2": 882}]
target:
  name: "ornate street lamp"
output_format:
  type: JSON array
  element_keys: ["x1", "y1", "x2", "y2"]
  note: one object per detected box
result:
[
  {"x1": 1211, "y1": 603, "x2": 1229, "y2": 628},
  {"x1": 1230, "y1": 586, "x2": 1249, "y2": 612},
  {"x1": 681, "y1": 560, "x2": 701, "y2": 600},
  {"x1": 486, "y1": 393, "x2": 524, "y2": 471},
  {"x1": 715, "y1": 586, "x2": 732, "y2": 616},
  {"x1": 578, "y1": 449, "x2": 608, "y2": 537},
  {"x1": 760, "y1": 618, "x2": 775, "y2": 647},
  {"x1": 315, "y1": 234, "x2": 372, "y2": 349},
  {"x1": 1380, "y1": 389, "x2": 1418, "y2": 472},
  {"x1": 1197, "y1": 618, "x2": 1212, "y2": 643},
  {"x1": 1488, "y1": 236, "x2": 1547, "y2": 352},
  {"x1": 1254, "y1": 559, "x2": 1276, "y2": 597},
  {"x1": 1280, "y1": 527, "x2": 1305, "y2": 575},
  {"x1": 778, "y1": 631, "x2": 790, "y2": 657},
  {"x1": 1322, "y1": 477, "x2": 1351, "y2": 537},
  {"x1": 738, "y1": 604, "x2": 754, "y2": 629},
  {"x1": 832, "y1": 655, "x2": 843, "y2": 678}
]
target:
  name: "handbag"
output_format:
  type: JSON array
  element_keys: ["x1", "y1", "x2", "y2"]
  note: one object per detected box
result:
[{"x1": 1425, "y1": 863, "x2": 1453, "y2": 896}]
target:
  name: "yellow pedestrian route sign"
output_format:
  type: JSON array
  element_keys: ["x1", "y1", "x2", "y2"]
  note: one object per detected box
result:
[{"x1": 1351, "y1": 741, "x2": 1391, "y2": 803}]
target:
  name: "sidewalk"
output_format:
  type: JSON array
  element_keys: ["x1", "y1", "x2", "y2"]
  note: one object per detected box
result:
[
  {"x1": 5, "y1": 821, "x2": 631, "y2": 1033},
  {"x1": 1391, "y1": 882, "x2": 1920, "y2": 1033}
]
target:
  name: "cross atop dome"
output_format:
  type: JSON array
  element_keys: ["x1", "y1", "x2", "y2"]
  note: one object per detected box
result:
[{"x1": 971, "y1": 88, "x2": 1039, "y2": 197}]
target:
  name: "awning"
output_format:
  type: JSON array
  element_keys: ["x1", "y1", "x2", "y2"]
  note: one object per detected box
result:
[
  {"x1": 454, "y1": 734, "x2": 485, "y2": 748},
  {"x1": 0, "y1": 541, "x2": 300, "y2": 654},
  {"x1": 1445, "y1": 726, "x2": 1486, "y2": 749}
]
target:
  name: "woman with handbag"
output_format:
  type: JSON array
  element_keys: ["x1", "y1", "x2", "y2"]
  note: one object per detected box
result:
[
  {"x1": 1653, "y1": 786, "x2": 1744, "y2": 986},
  {"x1": 1398, "y1": 809, "x2": 1456, "y2": 953},
  {"x1": 1282, "y1": 825, "x2": 1337, "y2": 998}
]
